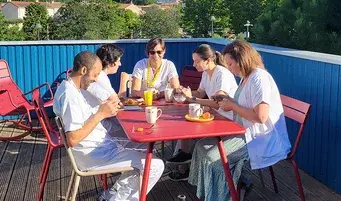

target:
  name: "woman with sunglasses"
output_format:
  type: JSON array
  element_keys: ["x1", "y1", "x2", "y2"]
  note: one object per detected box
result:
[{"x1": 131, "y1": 38, "x2": 180, "y2": 99}]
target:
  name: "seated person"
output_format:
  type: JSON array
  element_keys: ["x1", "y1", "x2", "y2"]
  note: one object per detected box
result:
[
  {"x1": 167, "y1": 44, "x2": 238, "y2": 174},
  {"x1": 188, "y1": 40, "x2": 291, "y2": 201},
  {"x1": 53, "y1": 51, "x2": 164, "y2": 201},
  {"x1": 131, "y1": 37, "x2": 180, "y2": 99},
  {"x1": 84, "y1": 44, "x2": 123, "y2": 108}
]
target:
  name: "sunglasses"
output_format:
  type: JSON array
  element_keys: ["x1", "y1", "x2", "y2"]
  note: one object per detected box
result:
[{"x1": 149, "y1": 50, "x2": 163, "y2": 55}]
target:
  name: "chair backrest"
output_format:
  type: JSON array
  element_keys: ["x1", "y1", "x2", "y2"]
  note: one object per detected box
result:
[
  {"x1": 119, "y1": 72, "x2": 132, "y2": 98},
  {"x1": 281, "y1": 95, "x2": 311, "y2": 159},
  {"x1": 0, "y1": 60, "x2": 30, "y2": 116},
  {"x1": 179, "y1": 65, "x2": 202, "y2": 90},
  {"x1": 32, "y1": 89, "x2": 61, "y2": 146},
  {"x1": 55, "y1": 116, "x2": 82, "y2": 174}
]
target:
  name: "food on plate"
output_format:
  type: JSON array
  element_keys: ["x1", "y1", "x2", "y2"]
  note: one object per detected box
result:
[
  {"x1": 124, "y1": 98, "x2": 141, "y2": 106},
  {"x1": 201, "y1": 112, "x2": 211, "y2": 119}
]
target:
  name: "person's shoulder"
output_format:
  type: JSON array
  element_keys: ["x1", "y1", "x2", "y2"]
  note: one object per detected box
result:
[
  {"x1": 55, "y1": 80, "x2": 78, "y2": 100},
  {"x1": 135, "y1": 58, "x2": 148, "y2": 68}
]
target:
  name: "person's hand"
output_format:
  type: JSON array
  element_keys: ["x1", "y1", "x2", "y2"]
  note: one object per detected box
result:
[
  {"x1": 97, "y1": 99, "x2": 120, "y2": 119},
  {"x1": 211, "y1": 94, "x2": 228, "y2": 103},
  {"x1": 218, "y1": 97, "x2": 236, "y2": 111},
  {"x1": 181, "y1": 86, "x2": 192, "y2": 98},
  {"x1": 152, "y1": 90, "x2": 161, "y2": 100},
  {"x1": 203, "y1": 106, "x2": 211, "y2": 112}
]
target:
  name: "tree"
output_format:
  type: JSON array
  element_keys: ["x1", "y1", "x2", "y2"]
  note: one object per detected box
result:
[
  {"x1": 0, "y1": 12, "x2": 25, "y2": 41},
  {"x1": 252, "y1": 0, "x2": 341, "y2": 55},
  {"x1": 50, "y1": 0, "x2": 127, "y2": 40},
  {"x1": 227, "y1": 0, "x2": 263, "y2": 34},
  {"x1": 22, "y1": 3, "x2": 50, "y2": 40},
  {"x1": 121, "y1": 10, "x2": 141, "y2": 39},
  {"x1": 139, "y1": 5, "x2": 181, "y2": 38},
  {"x1": 181, "y1": 0, "x2": 230, "y2": 38}
]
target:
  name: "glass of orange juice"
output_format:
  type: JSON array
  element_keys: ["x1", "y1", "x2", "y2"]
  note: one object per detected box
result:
[{"x1": 144, "y1": 90, "x2": 153, "y2": 106}]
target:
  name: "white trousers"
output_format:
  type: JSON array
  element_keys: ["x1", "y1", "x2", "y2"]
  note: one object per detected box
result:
[{"x1": 94, "y1": 148, "x2": 164, "y2": 201}]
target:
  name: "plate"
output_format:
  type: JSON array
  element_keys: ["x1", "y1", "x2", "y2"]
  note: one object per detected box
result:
[{"x1": 185, "y1": 114, "x2": 214, "y2": 122}]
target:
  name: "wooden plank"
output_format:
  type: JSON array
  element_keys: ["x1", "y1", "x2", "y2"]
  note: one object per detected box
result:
[
  {"x1": 4, "y1": 133, "x2": 35, "y2": 200},
  {"x1": 77, "y1": 174, "x2": 99, "y2": 200},
  {"x1": 0, "y1": 125, "x2": 21, "y2": 200},
  {"x1": 0, "y1": 122, "x2": 10, "y2": 162},
  {"x1": 276, "y1": 161, "x2": 341, "y2": 201},
  {"x1": 23, "y1": 136, "x2": 47, "y2": 201}
]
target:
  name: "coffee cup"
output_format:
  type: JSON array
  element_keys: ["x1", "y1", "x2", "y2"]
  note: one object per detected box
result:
[
  {"x1": 164, "y1": 88, "x2": 174, "y2": 102},
  {"x1": 188, "y1": 103, "x2": 203, "y2": 119},
  {"x1": 145, "y1": 106, "x2": 162, "y2": 124}
]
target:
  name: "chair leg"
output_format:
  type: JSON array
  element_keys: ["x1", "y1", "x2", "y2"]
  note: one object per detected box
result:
[
  {"x1": 291, "y1": 160, "x2": 306, "y2": 201},
  {"x1": 39, "y1": 146, "x2": 51, "y2": 183},
  {"x1": 269, "y1": 166, "x2": 279, "y2": 193},
  {"x1": 258, "y1": 169, "x2": 265, "y2": 188},
  {"x1": 37, "y1": 147, "x2": 54, "y2": 201},
  {"x1": 71, "y1": 175, "x2": 81, "y2": 201},
  {"x1": 65, "y1": 170, "x2": 76, "y2": 201}
]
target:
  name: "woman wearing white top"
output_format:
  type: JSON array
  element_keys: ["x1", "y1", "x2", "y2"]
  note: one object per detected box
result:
[
  {"x1": 167, "y1": 44, "x2": 238, "y2": 165},
  {"x1": 131, "y1": 38, "x2": 180, "y2": 99},
  {"x1": 188, "y1": 40, "x2": 291, "y2": 201},
  {"x1": 85, "y1": 44, "x2": 123, "y2": 107}
]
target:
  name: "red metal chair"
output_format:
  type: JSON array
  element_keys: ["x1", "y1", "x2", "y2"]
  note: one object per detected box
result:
[
  {"x1": 0, "y1": 59, "x2": 54, "y2": 141},
  {"x1": 32, "y1": 89, "x2": 110, "y2": 200},
  {"x1": 179, "y1": 65, "x2": 202, "y2": 90},
  {"x1": 267, "y1": 95, "x2": 311, "y2": 201},
  {"x1": 32, "y1": 89, "x2": 63, "y2": 201}
]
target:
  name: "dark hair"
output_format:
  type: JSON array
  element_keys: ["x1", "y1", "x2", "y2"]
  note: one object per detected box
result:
[
  {"x1": 222, "y1": 40, "x2": 264, "y2": 78},
  {"x1": 146, "y1": 37, "x2": 166, "y2": 55},
  {"x1": 96, "y1": 44, "x2": 123, "y2": 70},
  {"x1": 73, "y1": 51, "x2": 100, "y2": 72},
  {"x1": 193, "y1": 44, "x2": 226, "y2": 67}
]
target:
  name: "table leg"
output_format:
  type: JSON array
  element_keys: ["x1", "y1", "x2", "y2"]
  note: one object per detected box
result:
[
  {"x1": 140, "y1": 142, "x2": 155, "y2": 201},
  {"x1": 216, "y1": 136, "x2": 239, "y2": 201}
]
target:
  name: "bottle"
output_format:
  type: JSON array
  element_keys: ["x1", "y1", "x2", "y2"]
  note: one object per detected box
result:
[{"x1": 177, "y1": 194, "x2": 186, "y2": 201}]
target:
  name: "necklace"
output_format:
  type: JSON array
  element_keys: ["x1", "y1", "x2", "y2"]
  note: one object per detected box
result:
[{"x1": 146, "y1": 59, "x2": 162, "y2": 88}]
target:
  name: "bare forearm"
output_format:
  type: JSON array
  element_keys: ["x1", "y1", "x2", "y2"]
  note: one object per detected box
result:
[
  {"x1": 196, "y1": 99, "x2": 219, "y2": 109},
  {"x1": 67, "y1": 113, "x2": 104, "y2": 147},
  {"x1": 232, "y1": 103, "x2": 263, "y2": 123},
  {"x1": 131, "y1": 90, "x2": 144, "y2": 98}
]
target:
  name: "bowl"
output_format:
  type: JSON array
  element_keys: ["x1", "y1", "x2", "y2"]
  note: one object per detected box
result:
[{"x1": 173, "y1": 93, "x2": 186, "y2": 103}]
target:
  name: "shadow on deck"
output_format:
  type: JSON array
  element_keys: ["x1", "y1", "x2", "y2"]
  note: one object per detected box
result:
[{"x1": 0, "y1": 121, "x2": 340, "y2": 201}]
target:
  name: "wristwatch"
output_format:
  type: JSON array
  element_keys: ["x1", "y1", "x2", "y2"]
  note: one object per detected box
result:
[{"x1": 190, "y1": 96, "x2": 197, "y2": 103}]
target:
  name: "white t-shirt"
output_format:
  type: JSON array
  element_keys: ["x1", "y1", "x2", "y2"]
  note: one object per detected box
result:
[
  {"x1": 199, "y1": 65, "x2": 237, "y2": 98},
  {"x1": 198, "y1": 65, "x2": 238, "y2": 119},
  {"x1": 53, "y1": 79, "x2": 123, "y2": 171},
  {"x1": 86, "y1": 71, "x2": 117, "y2": 107},
  {"x1": 237, "y1": 68, "x2": 291, "y2": 169},
  {"x1": 132, "y1": 58, "x2": 178, "y2": 91}
]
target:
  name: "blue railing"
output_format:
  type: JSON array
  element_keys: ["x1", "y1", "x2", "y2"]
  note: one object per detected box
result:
[{"x1": 1, "y1": 38, "x2": 341, "y2": 193}]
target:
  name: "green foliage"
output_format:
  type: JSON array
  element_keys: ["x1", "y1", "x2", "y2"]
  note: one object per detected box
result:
[
  {"x1": 139, "y1": 6, "x2": 181, "y2": 38},
  {"x1": 0, "y1": 12, "x2": 25, "y2": 41},
  {"x1": 50, "y1": 0, "x2": 127, "y2": 40},
  {"x1": 252, "y1": 0, "x2": 341, "y2": 55},
  {"x1": 121, "y1": 10, "x2": 141, "y2": 38},
  {"x1": 227, "y1": 0, "x2": 263, "y2": 34},
  {"x1": 22, "y1": 3, "x2": 50, "y2": 40},
  {"x1": 181, "y1": 0, "x2": 230, "y2": 38}
]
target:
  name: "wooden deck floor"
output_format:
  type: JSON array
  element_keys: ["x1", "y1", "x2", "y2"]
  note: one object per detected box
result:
[{"x1": 1, "y1": 121, "x2": 341, "y2": 201}]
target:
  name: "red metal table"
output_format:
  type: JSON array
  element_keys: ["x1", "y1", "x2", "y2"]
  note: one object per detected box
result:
[{"x1": 116, "y1": 103, "x2": 245, "y2": 201}]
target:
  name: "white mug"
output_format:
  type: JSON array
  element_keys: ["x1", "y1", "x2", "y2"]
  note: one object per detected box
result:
[
  {"x1": 189, "y1": 103, "x2": 203, "y2": 119},
  {"x1": 145, "y1": 106, "x2": 162, "y2": 124},
  {"x1": 164, "y1": 88, "x2": 174, "y2": 102}
]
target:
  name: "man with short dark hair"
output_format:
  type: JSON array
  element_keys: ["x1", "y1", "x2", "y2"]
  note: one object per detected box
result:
[{"x1": 53, "y1": 51, "x2": 164, "y2": 200}]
